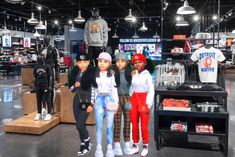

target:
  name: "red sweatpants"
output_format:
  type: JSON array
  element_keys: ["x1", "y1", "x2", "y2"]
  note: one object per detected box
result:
[{"x1": 129, "y1": 92, "x2": 150, "y2": 144}]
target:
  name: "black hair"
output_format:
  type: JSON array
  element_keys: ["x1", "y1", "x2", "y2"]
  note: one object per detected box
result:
[
  {"x1": 145, "y1": 58, "x2": 155, "y2": 74},
  {"x1": 112, "y1": 63, "x2": 132, "y2": 87}
]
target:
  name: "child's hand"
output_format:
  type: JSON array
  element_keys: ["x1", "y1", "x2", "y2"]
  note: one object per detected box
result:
[
  {"x1": 131, "y1": 70, "x2": 137, "y2": 76},
  {"x1": 111, "y1": 70, "x2": 116, "y2": 75},
  {"x1": 75, "y1": 82, "x2": 81, "y2": 87},
  {"x1": 87, "y1": 106, "x2": 93, "y2": 113}
]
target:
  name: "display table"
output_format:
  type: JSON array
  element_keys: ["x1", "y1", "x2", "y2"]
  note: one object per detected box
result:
[
  {"x1": 4, "y1": 112, "x2": 60, "y2": 135},
  {"x1": 22, "y1": 91, "x2": 61, "y2": 115},
  {"x1": 154, "y1": 86, "x2": 229, "y2": 156},
  {"x1": 60, "y1": 86, "x2": 96, "y2": 125},
  {"x1": 21, "y1": 67, "x2": 34, "y2": 86}
]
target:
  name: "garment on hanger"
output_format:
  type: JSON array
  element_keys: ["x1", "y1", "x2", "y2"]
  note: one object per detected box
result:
[
  {"x1": 191, "y1": 46, "x2": 225, "y2": 83},
  {"x1": 155, "y1": 62, "x2": 185, "y2": 87}
]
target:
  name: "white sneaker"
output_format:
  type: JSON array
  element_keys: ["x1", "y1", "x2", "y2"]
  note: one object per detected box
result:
[
  {"x1": 34, "y1": 113, "x2": 41, "y2": 121},
  {"x1": 44, "y1": 114, "x2": 52, "y2": 121},
  {"x1": 95, "y1": 144, "x2": 104, "y2": 157},
  {"x1": 41, "y1": 108, "x2": 47, "y2": 119},
  {"x1": 130, "y1": 144, "x2": 139, "y2": 155},
  {"x1": 106, "y1": 144, "x2": 115, "y2": 157},
  {"x1": 140, "y1": 145, "x2": 148, "y2": 157},
  {"x1": 123, "y1": 142, "x2": 132, "y2": 155},
  {"x1": 114, "y1": 142, "x2": 123, "y2": 156}
]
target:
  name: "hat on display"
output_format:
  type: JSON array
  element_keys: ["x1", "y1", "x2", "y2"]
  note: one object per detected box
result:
[
  {"x1": 76, "y1": 53, "x2": 89, "y2": 61},
  {"x1": 131, "y1": 53, "x2": 147, "y2": 64},
  {"x1": 97, "y1": 52, "x2": 112, "y2": 62},
  {"x1": 115, "y1": 53, "x2": 129, "y2": 61}
]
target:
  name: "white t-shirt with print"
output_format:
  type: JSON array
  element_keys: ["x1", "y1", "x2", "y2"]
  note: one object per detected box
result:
[{"x1": 191, "y1": 47, "x2": 225, "y2": 83}]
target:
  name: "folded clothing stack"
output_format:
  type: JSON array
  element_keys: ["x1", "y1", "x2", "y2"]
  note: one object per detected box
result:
[
  {"x1": 170, "y1": 121, "x2": 188, "y2": 132},
  {"x1": 163, "y1": 98, "x2": 191, "y2": 111},
  {"x1": 195, "y1": 123, "x2": 214, "y2": 134}
]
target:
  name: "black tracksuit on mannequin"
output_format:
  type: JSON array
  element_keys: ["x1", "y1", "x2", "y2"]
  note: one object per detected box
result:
[{"x1": 34, "y1": 62, "x2": 52, "y2": 114}]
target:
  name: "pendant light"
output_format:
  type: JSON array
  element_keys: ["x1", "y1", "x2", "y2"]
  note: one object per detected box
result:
[
  {"x1": 69, "y1": 23, "x2": 77, "y2": 32},
  {"x1": 132, "y1": 28, "x2": 139, "y2": 38},
  {"x1": 153, "y1": 31, "x2": 160, "y2": 38},
  {"x1": 33, "y1": 29, "x2": 41, "y2": 37},
  {"x1": 176, "y1": 16, "x2": 189, "y2": 27},
  {"x1": 4, "y1": 0, "x2": 24, "y2": 4},
  {"x1": 139, "y1": 21, "x2": 148, "y2": 32},
  {"x1": 232, "y1": 29, "x2": 235, "y2": 34},
  {"x1": 28, "y1": 12, "x2": 39, "y2": 25},
  {"x1": 74, "y1": 1, "x2": 85, "y2": 24},
  {"x1": 112, "y1": 29, "x2": 119, "y2": 38},
  {"x1": 35, "y1": 7, "x2": 46, "y2": 30},
  {"x1": 125, "y1": 9, "x2": 136, "y2": 23},
  {"x1": 177, "y1": 0, "x2": 196, "y2": 15},
  {"x1": 74, "y1": 10, "x2": 86, "y2": 24},
  {"x1": 1, "y1": 13, "x2": 11, "y2": 35}
]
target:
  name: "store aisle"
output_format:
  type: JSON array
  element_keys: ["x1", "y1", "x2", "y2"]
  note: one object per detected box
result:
[{"x1": 0, "y1": 75, "x2": 234, "y2": 157}]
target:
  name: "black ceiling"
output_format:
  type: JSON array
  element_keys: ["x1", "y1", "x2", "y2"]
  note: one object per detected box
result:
[{"x1": 0, "y1": 0, "x2": 235, "y2": 38}]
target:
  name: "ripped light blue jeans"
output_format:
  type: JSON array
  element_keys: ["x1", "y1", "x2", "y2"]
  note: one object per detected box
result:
[{"x1": 95, "y1": 94, "x2": 115, "y2": 145}]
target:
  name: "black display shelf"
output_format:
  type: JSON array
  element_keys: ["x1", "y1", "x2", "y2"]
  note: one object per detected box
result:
[
  {"x1": 154, "y1": 86, "x2": 229, "y2": 156},
  {"x1": 158, "y1": 128, "x2": 226, "y2": 137}
]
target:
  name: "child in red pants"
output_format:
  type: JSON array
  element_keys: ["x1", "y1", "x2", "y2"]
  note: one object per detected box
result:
[{"x1": 129, "y1": 54, "x2": 154, "y2": 157}]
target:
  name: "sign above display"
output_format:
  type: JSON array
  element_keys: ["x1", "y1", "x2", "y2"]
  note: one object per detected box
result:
[{"x1": 120, "y1": 38, "x2": 160, "y2": 43}]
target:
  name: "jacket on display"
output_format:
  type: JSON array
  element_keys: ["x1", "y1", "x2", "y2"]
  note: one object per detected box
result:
[
  {"x1": 34, "y1": 64, "x2": 52, "y2": 88},
  {"x1": 84, "y1": 17, "x2": 108, "y2": 47}
]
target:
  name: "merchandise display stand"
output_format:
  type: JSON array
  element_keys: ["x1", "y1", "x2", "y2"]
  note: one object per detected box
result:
[
  {"x1": 4, "y1": 112, "x2": 60, "y2": 135},
  {"x1": 154, "y1": 86, "x2": 229, "y2": 156}
]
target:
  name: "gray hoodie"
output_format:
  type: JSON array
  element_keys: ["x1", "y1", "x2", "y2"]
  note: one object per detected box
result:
[{"x1": 84, "y1": 17, "x2": 108, "y2": 47}]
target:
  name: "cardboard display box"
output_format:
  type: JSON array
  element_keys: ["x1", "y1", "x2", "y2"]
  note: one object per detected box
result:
[
  {"x1": 23, "y1": 91, "x2": 61, "y2": 115},
  {"x1": 60, "y1": 86, "x2": 96, "y2": 125},
  {"x1": 21, "y1": 67, "x2": 34, "y2": 86}
]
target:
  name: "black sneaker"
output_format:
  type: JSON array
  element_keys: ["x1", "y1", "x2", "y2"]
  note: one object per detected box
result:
[
  {"x1": 85, "y1": 140, "x2": 92, "y2": 152},
  {"x1": 77, "y1": 143, "x2": 88, "y2": 156}
]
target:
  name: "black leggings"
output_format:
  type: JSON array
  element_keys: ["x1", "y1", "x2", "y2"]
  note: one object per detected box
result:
[
  {"x1": 73, "y1": 96, "x2": 89, "y2": 143},
  {"x1": 36, "y1": 87, "x2": 51, "y2": 114}
]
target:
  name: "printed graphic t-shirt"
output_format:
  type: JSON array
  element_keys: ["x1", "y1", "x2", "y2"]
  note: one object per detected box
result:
[{"x1": 191, "y1": 47, "x2": 225, "y2": 83}]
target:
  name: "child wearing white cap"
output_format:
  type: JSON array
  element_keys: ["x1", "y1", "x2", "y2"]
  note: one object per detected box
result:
[{"x1": 94, "y1": 52, "x2": 119, "y2": 157}]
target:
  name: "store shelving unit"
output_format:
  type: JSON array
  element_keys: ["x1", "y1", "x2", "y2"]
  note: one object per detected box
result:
[{"x1": 154, "y1": 86, "x2": 229, "y2": 156}]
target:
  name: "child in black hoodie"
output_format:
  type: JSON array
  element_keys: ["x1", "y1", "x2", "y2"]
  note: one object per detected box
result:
[{"x1": 68, "y1": 53, "x2": 97, "y2": 156}]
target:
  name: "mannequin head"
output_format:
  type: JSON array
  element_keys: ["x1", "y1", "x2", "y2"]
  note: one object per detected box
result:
[
  {"x1": 44, "y1": 35, "x2": 51, "y2": 47},
  {"x1": 37, "y1": 54, "x2": 46, "y2": 65},
  {"x1": 91, "y1": 8, "x2": 100, "y2": 18}
]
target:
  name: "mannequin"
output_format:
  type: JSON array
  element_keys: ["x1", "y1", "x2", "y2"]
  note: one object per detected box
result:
[
  {"x1": 84, "y1": 7, "x2": 108, "y2": 66},
  {"x1": 34, "y1": 54, "x2": 52, "y2": 121},
  {"x1": 231, "y1": 39, "x2": 235, "y2": 65},
  {"x1": 41, "y1": 36, "x2": 60, "y2": 112}
]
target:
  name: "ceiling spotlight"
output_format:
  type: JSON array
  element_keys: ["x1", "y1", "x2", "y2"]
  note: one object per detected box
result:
[
  {"x1": 19, "y1": 17, "x2": 21, "y2": 21},
  {"x1": 54, "y1": 20, "x2": 59, "y2": 25},
  {"x1": 124, "y1": 9, "x2": 137, "y2": 23},
  {"x1": 68, "y1": 20, "x2": 73, "y2": 25},
  {"x1": 177, "y1": 0, "x2": 196, "y2": 15},
  {"x1": 27, "y1": 12, "x2": 39, "y2": 25},
  {"x1": 37, "y1": 6, "x2": 42, "y2": 11},
  {"x1": 163, "y1": 1, "x2": 169, "y2": 10},
  {"x1": 193, "y1": 15, "x2": 200, "y2": 21},
  {"x1": 74, "y1": 10, "x2": 86, "y2": 24},
  {"x1": 176, "y1": 16, "x2": 181, "y2": 21},
  {"x1": 212, "y1": 15, "x2": 217, "y2": 21},
  {"x1": 139, "y1": 22, "x2": 148, "y2": 32},
  {"x1": 48, "y1": 10, "x2": 51, "y2": 14}
]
